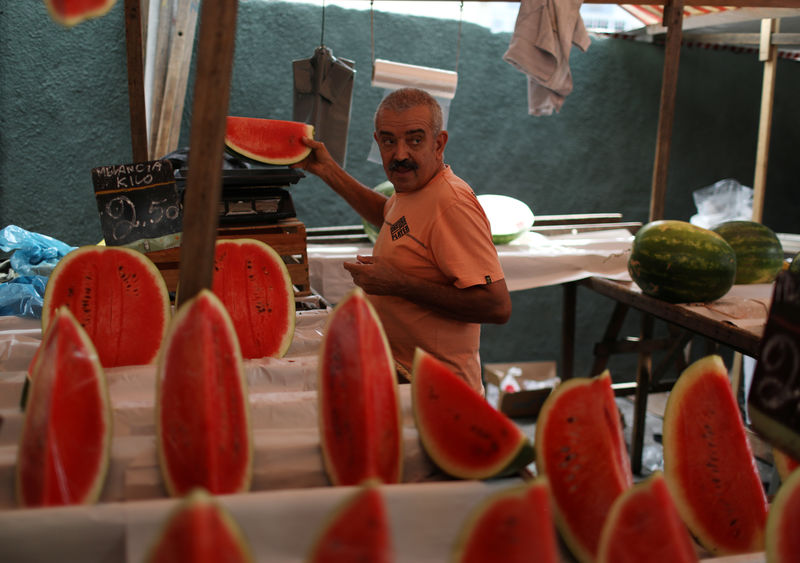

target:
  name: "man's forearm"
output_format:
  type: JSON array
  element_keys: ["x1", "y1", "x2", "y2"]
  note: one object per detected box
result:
[{"x1": 315, "y1": 164, "x2": 387, "y2": 227}]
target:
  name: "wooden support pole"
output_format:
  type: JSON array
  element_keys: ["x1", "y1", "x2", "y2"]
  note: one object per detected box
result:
[
  {"x1": 124, "y1": 0, "x2": 149, "y2": 162},
  {"x1": 752, "y1": 18, "x2": 779, "y2": 223},
  {"x1": 176, "y1": 0, "x2": 238, "y2": 306},
  {"x1": 649, "y1": 0, "x2": 683, "y2": 222}
]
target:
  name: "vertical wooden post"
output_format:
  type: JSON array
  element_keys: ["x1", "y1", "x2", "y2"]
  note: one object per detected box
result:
[
  {"x1": 124, "y1": 0, "x2": 149, "y2": 162},
  {"x1": 752, "y1": 18, "x2": 779, "y2": 223},
  {"x1": 648, "y1": 0, "x2": 683, "y2": 222},
  {"x1": 176, "y1": 0, "x2": 238, "y2": 306}
]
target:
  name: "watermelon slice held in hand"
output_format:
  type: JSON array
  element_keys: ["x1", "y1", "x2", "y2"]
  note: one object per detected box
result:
[
  {"x1": 17, "y1": 306, "x2": 112, "y2": 507},
  {"x1": 225, "y1": 117, "x2": 314, "y2": 165},
  {"x1": 44, "y1": 0, "x2": 116, "y2": 27}
]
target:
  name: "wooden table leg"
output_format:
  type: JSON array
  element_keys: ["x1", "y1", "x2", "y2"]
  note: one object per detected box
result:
[
  {"x1": 631, "y1": 313, "x2": 655, "y2": 475},
  {"x1": 561, "y1": 281, "x2": 577, "y2": 381}
]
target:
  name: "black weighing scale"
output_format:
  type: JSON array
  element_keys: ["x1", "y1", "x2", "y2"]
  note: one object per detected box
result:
[{"x1": 175, "y1": 167, "x2": 304, "y2": 226}]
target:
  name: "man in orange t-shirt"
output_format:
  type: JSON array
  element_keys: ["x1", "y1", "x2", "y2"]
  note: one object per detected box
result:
[{"x1": 295, "y1": 88, "x2": 511, "y2": 394}]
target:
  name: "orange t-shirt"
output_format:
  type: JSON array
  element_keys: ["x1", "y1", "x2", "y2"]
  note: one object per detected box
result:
[{"x1": 369, "y1": 166, "x2": 505, "y2": 394}]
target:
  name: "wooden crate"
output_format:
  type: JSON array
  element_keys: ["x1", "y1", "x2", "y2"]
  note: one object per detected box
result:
[{"x1": 146, "y1": 218, "x2": 310, "y2": 296}]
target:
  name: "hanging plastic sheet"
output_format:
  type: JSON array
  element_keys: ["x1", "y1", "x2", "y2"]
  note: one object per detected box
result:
[
  {"x1": 293, "y1": 46, "x2": 356, "y2": 168},
  {"x1": 367, "y1": 60, "x2": 458, "y2": 165}
]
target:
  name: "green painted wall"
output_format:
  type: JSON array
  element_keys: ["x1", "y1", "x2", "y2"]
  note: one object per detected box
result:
[{"x1": 1, "y1": 1, "x2": 797, "y2": 378}]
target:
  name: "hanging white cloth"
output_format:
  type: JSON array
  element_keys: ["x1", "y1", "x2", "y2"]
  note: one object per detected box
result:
[{"x1": 503, "y1": 0, "x2": 590, "y2": 116}]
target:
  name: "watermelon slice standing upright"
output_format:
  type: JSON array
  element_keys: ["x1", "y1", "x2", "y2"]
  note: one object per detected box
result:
[
  {"x1": 156, "y1": 289, "x2": 252, "y2": 497},
  {"x1": 42, "y1": 245, "x2": 171, "y2": 367},
  {"x1": 306, "y1": 482, "x2": 392, "y2": 563},
  {"x1": 597, "y1": 472, "x2": 699, "y2": 563},
  {"x1": 412, "y1": 348, "x2": 534, "y2": 480},
  {"x1": 145, "y1": 488, "x2": 254, "y2": 563},
  {"x1": 318, "y1": 288, "x2": 402, "y2": 486},
  {"x1": 766, "y1": 466, "x2": 800, "y2": 563},
  {"x1": 212, "y1": 238, "x2": 295, "y2": 358},
  {"x1": 450, "y1": 478, "x2": 558, "y2": 563},
  {"x1": 17, "y1": 306, "x2": 112, "y2": 507},
  {"x1": 225, "y1": 117, "x2": 314, "y2": 165},
  {"x1": 663, "y1": 355, "x2": 768, "y2": 556},
  {"x1": 534, "y1": 371, "x2": 633, "y2": 563}
]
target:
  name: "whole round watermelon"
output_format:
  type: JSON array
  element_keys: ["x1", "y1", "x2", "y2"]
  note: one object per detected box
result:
[
  {"x1": 712, "y1": 220, "x2": 784, "y2": 284},
  {"x1": 628, "y1": 220, "x2": 736, "y2": 303},
  {"x1": 362, "y1": 181, "x2": 395, "y2": 244},
  {"x1": 788, "y1": 250, "x2": 800, "y2": 275}
]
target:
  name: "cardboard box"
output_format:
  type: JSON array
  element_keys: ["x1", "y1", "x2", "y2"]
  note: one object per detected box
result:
[{"x1": 484, "y1": 361, "x2": 559, "y2": 419}]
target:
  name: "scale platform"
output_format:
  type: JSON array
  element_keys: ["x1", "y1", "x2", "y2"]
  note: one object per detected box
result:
[{"x1": 175, "y1": 167, "x2": 304, "y2": 226}]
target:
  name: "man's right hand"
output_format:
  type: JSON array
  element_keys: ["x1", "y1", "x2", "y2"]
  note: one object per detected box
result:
[{"x1": 292, "y1": 137, "x2": 338, "y2": 180}]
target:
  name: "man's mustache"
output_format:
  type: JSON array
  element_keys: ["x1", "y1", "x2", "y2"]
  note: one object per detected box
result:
[{"x1": 389, "y1": 159, "x2": 418, "y2": 171}]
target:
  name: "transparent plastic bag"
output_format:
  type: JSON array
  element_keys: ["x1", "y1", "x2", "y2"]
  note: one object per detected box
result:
[{"x1": 689, "y1": 178, "x2": 753, "y2": 230}]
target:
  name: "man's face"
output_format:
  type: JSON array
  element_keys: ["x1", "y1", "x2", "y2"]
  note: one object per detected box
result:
[{"x1": 373, "y1": 105, "x2": 447, "y2": 193}]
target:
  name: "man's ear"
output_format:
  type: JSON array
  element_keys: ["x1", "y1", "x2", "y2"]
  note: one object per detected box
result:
[{"x1": 435, "y1": 130, "x2": 448, "y2": 158}]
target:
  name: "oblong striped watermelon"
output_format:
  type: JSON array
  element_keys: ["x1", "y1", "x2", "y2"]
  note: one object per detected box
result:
[
  {"x1": 212, "y1": 238, "x2": 295, "y2": 359},
  {"x1": 628, "y1": 220, "x2": 736, "y2": 303},
  {"x1": 156, "y1": 290, "x2": 252, "y2": 497},
  {"x1": 663, "y1": 355, "x2": 768, "y2": 556},
  {"x1": 43, "y1": 245, "x2": 171, "y2": 367},
  {"x1": 712, "y1": 220, "x2": 784, "y2": 284},
  {"x1": 225, "y1": 117, "x2": 314, "y2": 165},
  {"x1": 318, "y1": 288, "x2": 402, "y2": 486},
  {"x1": 17, "y1": 306, "x2": 112, "y2": 507}
]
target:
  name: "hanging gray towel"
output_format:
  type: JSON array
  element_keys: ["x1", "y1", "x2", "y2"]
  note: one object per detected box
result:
[
  {"x1": 503, "y1": 0, "x2": 590, "y2": 116},
  {"x1": 293, "y1": 46, "x2": 356, "y2": 167}
]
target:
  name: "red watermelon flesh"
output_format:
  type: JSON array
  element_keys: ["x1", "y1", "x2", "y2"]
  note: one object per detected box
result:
[
  {"x1": 45, "y1": 0, "x2": 116, "y2": 27},
  {"x1": 307, "y1": 483, "x2": 392, "y2": 563},
  {"x1": 766, "y1": 465, "x2": 800, "y2": 563},
  {"x1": 534, "y1": 371, "x2": 633, "y2": 563},
  {"x1": 597, "y1": 472, "x2": 699, "y2": 563},
  {"x1": 318, "y1": 288, "x2": 402, "y2": 486},
  {"x1": 17, "y1": 307, "x2": 111, "y2": 507},
  {"x1": 452, "y1": 479, "x2": 558, "y2": 563},
  {"x1": 212, "y1": 238, "x2": 295, "y2": 359},
  {"x1": 663, "y1": 355, "x2": 768, "y2": 556},
  {"x1": 42, "y1": 245, "x2": 171, "y2": 368},
  {"x1": 146, "y1": 489, "x2": 254, "y2": 563},
  {"x1": 156, "y1": 290, "x2": 252, "y2": 497},
  {"x1": 411, "y1": 348, "x2": 534, "y2": 480},
  {"x1": 225, "y1": 117, "x2": 314, "y2": 165}
]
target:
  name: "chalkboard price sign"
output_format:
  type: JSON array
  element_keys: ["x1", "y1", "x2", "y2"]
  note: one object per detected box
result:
[
  {"x1": 748, "y1": 270, "x2": 800, "y2": 460},
  {"x1": 92, "y1": 159, "x2": 183, "y2": 247}
]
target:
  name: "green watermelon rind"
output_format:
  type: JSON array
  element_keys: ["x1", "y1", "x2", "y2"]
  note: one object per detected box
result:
[
  {"x1": 789, "y1": 251, "x2": 800, "y2": 275},
  {"x1": 765, "y1": 463, "x2": 800, "y2": 563},
  {"x1": 663, "y1": 355, "x2": 768, "y2": 556},
  {"x1": 712, "y1": 220, "x2": 784, "y2": 284},
  {"x1": 318, "y1": 288, "x2": 403, "y2": 486},
  {"x1": 628, "y1": 220, "x2": 736, "y2": 303},
  {"x1": 144, "y1": 488, "x2": 255, "y2": 563},
  {"x1": 213, "y1": 238, "x2": 296, "y2": 359},
  {"x1": 411, "y1": 348, "x2": 534, "y2": 481},
  {"x1": 42, "y1": 245, "x2": 172, "y2": 367},
  {"x1": 16, "y1": 306, "x2": 112, "y2": 507},
  {"x1": 534, "y1": 371, "x2": 632, "y2": 563},
  {"x1": 450, "y1": 478, "x2": 557, "y2": 563},
  {"x1": 156, "y1": 289, "x2": 253, "y2": 497},
  {"x1": 224, "y1": 117, "x2": 314, "y2": 166},
  {"x1": 362, "y1": 181, "x2": 395, "y2": 244}
]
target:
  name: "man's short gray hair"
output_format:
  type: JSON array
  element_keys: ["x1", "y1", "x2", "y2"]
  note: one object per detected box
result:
[{"x1": 374, "y1": 88, "x2": 443, "y2": 137}]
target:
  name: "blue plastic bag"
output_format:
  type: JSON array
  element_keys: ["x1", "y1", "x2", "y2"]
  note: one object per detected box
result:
[
  {"x1": 0, "y1": 225, "x2": 76, "y2": 277},
  {"x1": 0, "y1": 225, "x2": 76, "y2": 319}
]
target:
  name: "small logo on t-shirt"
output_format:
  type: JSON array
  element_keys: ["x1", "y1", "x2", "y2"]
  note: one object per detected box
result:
[
  {"x1": 391, "y1": 216, "x2": 410, "y2": 240},
  {"x1": 485, "y1": 275, "x2": 492, "y2": 284}
]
